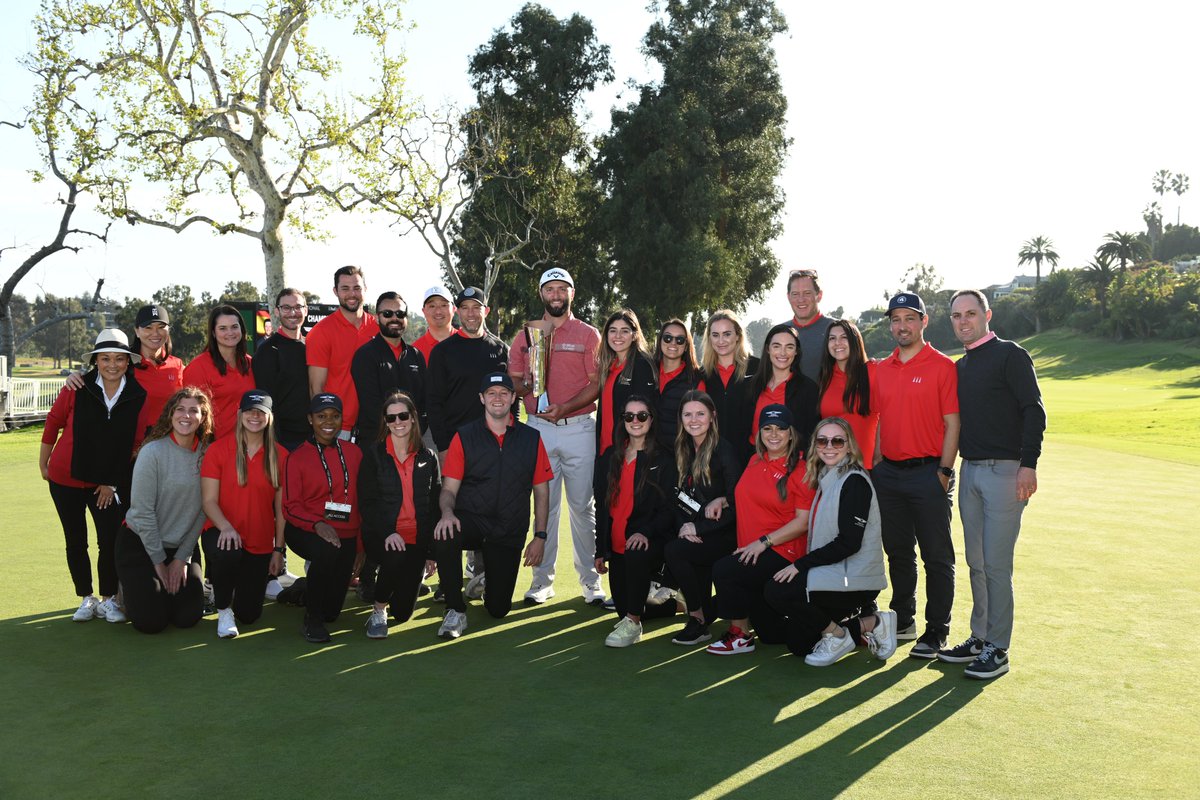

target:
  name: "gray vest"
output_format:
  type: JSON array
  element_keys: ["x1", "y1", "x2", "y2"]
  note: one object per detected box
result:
[{"x1": 806, "y1": 463, "x2": 886, "y2": 593}]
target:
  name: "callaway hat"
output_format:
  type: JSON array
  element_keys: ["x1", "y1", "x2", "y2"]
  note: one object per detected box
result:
[
  {"x1": 309, "y1": 393, "x2": 343, "y2": 414},
  {"x1": 135, "y1": 305, "x2": 170, "y2": 327},
  {"x1": 539, "y1": 267, "x2": 574, "y2": 288},
  {"x1": 85, "y1": 329, "x2": 142, "y2": 364},
  {"x1": 240, "y1": 390, "x2": 273, "y2": 413},
  {"x1": 455, "y1": 286, "x2": 487, "y2": 306},
  {"x1": 479, "y1": 372, "x2": 515, "y2": 393},
  {"x1": 757, "y1": 403, "x2": 793, "y2": 431},
  {"x1": 887, "y1": 292, "x2": 927, "y2": 317},
  {"x1": 423, "y1": 285, "x2": 454, "y2": 305}
]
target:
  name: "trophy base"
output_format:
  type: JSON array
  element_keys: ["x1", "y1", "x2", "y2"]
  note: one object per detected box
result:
[{"x1": 535, "y1": 393, "x2": 550, "y2": 414}]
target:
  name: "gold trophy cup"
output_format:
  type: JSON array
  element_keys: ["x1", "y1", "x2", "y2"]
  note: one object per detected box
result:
[{"x1": 524, "y1": 323, "x2": 552, "y2": 414}]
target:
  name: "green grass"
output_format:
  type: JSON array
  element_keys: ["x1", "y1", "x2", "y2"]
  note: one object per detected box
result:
[{"x1": 2, "y1": 335, "x2": 1198, "y2": 798}]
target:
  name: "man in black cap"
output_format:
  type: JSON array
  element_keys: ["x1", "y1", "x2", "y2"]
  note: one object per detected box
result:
[
  {"x1": 253, "y1": 287, "x2": 311, "y2": 451},
  {"x1": 872, "y1": 292, "x2": 960, "y2": 660},
  {"x1": 431, "y1": 372, "x2": 553, "y2": 638}
]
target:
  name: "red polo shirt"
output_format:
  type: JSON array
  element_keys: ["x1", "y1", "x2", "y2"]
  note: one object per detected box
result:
[
  {"x1": 201, "y1": 436, "x2": 289, "y2": 554},
  {"x1": 183, "y1": 352, "x2": 256, "y2": 440},
  {"x1": 600, "y1": 359, "x2": 623, "y2": 451},
  {"x1": 734, "y1": 454, "x2": 814, "y2": 561},
  {"x1": 134, "y1": 355, "x2": 185, "y2": 424},
  {"x1": 608, "y1": 456, "x2": 636, "y2": 554},
  {"x1": 385, "y1": 437, "x2": 419, "y2": 543},
  {"x1": 306, "y1": 310, "x2": 379, "y2": 431},
  {"x1": 820, "y1": 362, "x2": 880, "y2": 467},
  {"x1": 874, "y1": 344, "x2": 958, "y2": 461},
  {"x1": 509, "y1": 314, "x2": 600, "y2": 417},
  {"x1": 751, "y1": 375, "x2": 790, "y2": 441}
]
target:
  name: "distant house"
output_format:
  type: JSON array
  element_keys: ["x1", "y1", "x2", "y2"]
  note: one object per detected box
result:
[
  {"x1": 988, "y1": 275, "x2": 1038, "y2": 297},
  {"x1": 1172, "y1": 258, "x2": 1199, "y2": 274}
]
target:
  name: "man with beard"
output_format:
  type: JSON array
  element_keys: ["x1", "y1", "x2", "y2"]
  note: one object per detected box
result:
[
  {"x1": 307, "y1": 266, "x2": 379, "y2": 439},
  {"x1": 351, "y1": 292, "x2": 427, "y2": 441},
  {"x1": 508, "y1": 268, "x2": 604, "y2": 605},
  {"x1": 253, "y1": 287, "x2": 312, "y2": 451}
]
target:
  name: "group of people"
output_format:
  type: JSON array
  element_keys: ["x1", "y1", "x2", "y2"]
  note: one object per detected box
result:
[{"x1": 40, "y1": 265, "x2": 1045, "y2": 680}]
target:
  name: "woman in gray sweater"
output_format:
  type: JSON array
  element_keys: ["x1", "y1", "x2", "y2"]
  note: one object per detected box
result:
[{"x1": 116, "y1": 387, "x2": 213, "y2": 633}]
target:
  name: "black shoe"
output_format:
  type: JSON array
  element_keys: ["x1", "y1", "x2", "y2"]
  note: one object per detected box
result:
[
  {"x1": 418, "y1": 582, "x2": 433, "y2": 597},
  {"x1": 964, "y1": 644, "x2": 1009, "y2": 679},
  {"x1": 302, "y1": 617, "x2": 331, "y2": 644},
  {"x1": 671, "y1": 616, "x2": 711, "y2": 646},
  {"x1": 433, "y1": 587, "x2": 445, "y2": 603},
  {"x1": 937, "y1": 636, "x2": 984, "y2": 664},
  {"x1": 275, "y1": 578, "x2": 308, "y2": 606},
  {"x1": 908, "y1": 629, "x2": 947, "y2": 659}
]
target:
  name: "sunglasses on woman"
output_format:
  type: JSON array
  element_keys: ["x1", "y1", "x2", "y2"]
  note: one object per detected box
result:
[
  {"x1": 660, "y1": 333, "x2": 688, "y2": 345},
  {"x1": 622, "y1": 411, "x2": 651, "y2": 423},
  {"x1": 385, "y1": 411, "x2": 412, "y2": 423},
  {"x1": 815, "y1": 436, "x2": 847, "y2": 448}
]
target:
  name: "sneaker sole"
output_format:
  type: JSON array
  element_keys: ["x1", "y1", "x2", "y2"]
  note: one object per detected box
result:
[
  {"x1": 218, "y1": 631, "x2": 238, "y2": 639},
  {"x1": 671, "y1": 633, "x2": 712, "y2": 646},
  {"x1": 895, "y1": 629, "x2": 919, "y2": 641},
  {"x1": 965, "y1": 662, "x2": 1010, "y2": 680},
  {"x1": 908, "y1": 647, "x2": 939, "y2": 660},
  {"x1": 438, "y1": 630, "x2": 462, "y2": 640},
  {"x1": 604, "y1": 636, "x2": 640, "y2": 648},
  {"x1": 706, "y1": 646, "x2": 754, "y2": 655},
  {"x1": 936, "y1": 652, "x2": 981, "y2": 664},
  {"x1": 366, "y1": 631, "x2": 388, "y2": 640}
]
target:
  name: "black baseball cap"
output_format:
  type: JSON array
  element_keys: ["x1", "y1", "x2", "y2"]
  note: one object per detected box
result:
[
  {"x1": 758, "y1": 404, "x2": 793, "y2": 431},
  {"x1": 887, "y1": 292, "x2": 926, "y2": 317},
  {"x1": 479, "y1": 372, "x2": 514, "y2": 393},
  {"x1": 455, "y1": 286, "x2": 487, "y2": 306},
  {"x1": 240, "y1": 390, "x2": 273, "y2": 413},
  {"x1": 309, "y1": 393, "x2": 342, "y2": 413},
  {"x1": 136, "y1": 305, "x2": 170, "y2": 327}
]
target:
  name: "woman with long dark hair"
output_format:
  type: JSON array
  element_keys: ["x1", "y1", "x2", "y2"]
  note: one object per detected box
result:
[
  {"x1": 764, "y1": 417, "x2": 897, "y2": 666},
  {"x1": 595, "y1": 308, "x2": 657, "y2": 453},
  {"x1": 744, "y1": 324, "x2": 820, "y2": 450},
  {"x1": 701, "y1": 310, "x2": 758, "y2": 467},
  {"x1": 662, "y1": 390, "x2": 741, "y2": 646},
  {"x1": 652, "y1": 318, "x2": 704, "y2": 450},
  {"x1": 706, "y1": 405, "x2": 813, "y2": 654},
  {"x1": 200, "y1": 390, "x2": 288, "y2": 638},
  {"x1": 117, "y1": 387, "x2": 213, "y2": 633},
  {"x1": 817, "y1": 319, "x2": 879, "y2": 467},
  {"x1": 40, "y1": 329, "x2": 149, "y2": 624},
  {"x1": 184, "y1": 304, "x2": 256, "y2": 439},
  {"x1": 358, "y1": 390, "x2": 440, "y2": 639},
  {"x1": 593, "y1": 395, "x2": 679, "y2": 647}
]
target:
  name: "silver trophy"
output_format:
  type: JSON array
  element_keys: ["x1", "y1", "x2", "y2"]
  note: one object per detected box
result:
[{"x1": 524, "y1": 324, "x2": 552, "y2": 414}]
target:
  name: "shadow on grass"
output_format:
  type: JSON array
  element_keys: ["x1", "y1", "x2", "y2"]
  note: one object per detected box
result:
[{"x1": 1025, "y1": 332, "x2": 1200, "y2": 381}]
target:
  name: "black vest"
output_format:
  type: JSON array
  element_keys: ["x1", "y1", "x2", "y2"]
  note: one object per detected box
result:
[
  {"x1": 358, "y1": 441, "x2": 440, "y2": 546},
  {"x1": 456, "y1": 417, "x2": 541, "y2": 545},
  {"x1": 71, "y1": 370, "x2": 147, "y2": 493}
]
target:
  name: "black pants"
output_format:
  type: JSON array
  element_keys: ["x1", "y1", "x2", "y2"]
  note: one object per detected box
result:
[
  {"x1": 284, "y1": 523, "x2": 358, "y2": 623},
  {"x1": 607, "y1": 540, "x2": 676, "y2": 621},
  {"x1": 872, "y1": 460, "x2": 955, "y2": 637},
  {"x1": 363, "y1": 531, "x2": 430, "y2": 624},
  {"x1": 115, "y1": 526, "x2": 204, "y2": 634},
  {"x1": 48, "y1": 481, "x2": 123, "y2": 598},
  {"x1": 201, "y1": 529, "x2": 271, "y2": 624},
  {"x1": 663, "y1": 530, "x2": 736, "y2": 622},
  {"x1": 764, "y1": 581, "x2": 879, "y2": 658},
  {"x1": 711, "y1": 550, "x2": 791, "y2": 644},
  {"x1": 432, "y1": 515, "x2": 522, "y2": 618}
]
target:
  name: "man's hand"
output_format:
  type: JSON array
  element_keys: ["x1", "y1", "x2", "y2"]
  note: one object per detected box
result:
[
  {"x1": 434, "y1": 513, "x2": 461, "y2": 540},
  {"x1": 1017, "y1": 467, "x2": 1038, "y2": 502},
  {"x1": 523, "y1": 537, "x2": 545, "y2": 567}
]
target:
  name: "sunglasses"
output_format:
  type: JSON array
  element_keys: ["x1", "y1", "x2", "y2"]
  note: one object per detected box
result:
[
  {"x1": 815, "y1": 436, "x2": 847, "y2": 448},
  {"x1": 660, "y1": 333, "x2": 688, "y2": 345},
  {"x1": 385, "y1": 412, "x2": 413, "y2": 423},
  {"x1": 790, "y1": 269, "x2": 819, "y2": 279},
  {"x1": 622, "y1": 411, "x2": 651, "y2": 423},
  {"x1": 378, "y1": 309, "x2": 407, "y2": 319}
]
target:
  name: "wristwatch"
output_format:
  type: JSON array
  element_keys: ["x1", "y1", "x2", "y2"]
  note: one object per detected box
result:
[
  {"x1": 273, "y1": 546, "x2": 287, "y2": 554},
  {"x1": 758, "y1": 535, "x2": 771, "y2": 547},
  {"x1": 533, "y1": 530, "x2": 548, "y2": 540},
  {"x1": 938, "y1": 466, "x2": 954, "y2": 478}
]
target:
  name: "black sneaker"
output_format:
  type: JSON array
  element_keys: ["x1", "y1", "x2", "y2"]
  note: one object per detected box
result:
[
  {"x1": 964, "y1": 644, "x2": 1009, "y2": 679},
  {"x1": 908, "y1": 629, "x2": 947, "y2": 660},
  {"x1": 302, "y1": 616, "x2": 331, "y2": 644},
  {"x1": 937, "y1": 636, "x2": 984, "y2": 663},
  {"x1": 671, "y1": 616, "x2": 711, "y2": 646},
  {"x1": 418, "y1": 582, "x2": 433, "y2": 597}
]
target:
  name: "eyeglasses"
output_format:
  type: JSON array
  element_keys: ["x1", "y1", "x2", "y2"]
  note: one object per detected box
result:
[
  {"x1": 277, "y1": 304, "x2": 307, "y2": 313},
  {"x1": 622, "y1": 411, "x2": 651, "y2": 423},
  {"x1": 660, "y1": 333, "x2": 687, "y2": 345},
  {"x1": 815, "y1": 436, "x2": 847, "y2": 449},
  {"x1": 378, "y1": 309, "x2": 407, "y2": 319},
  {"x1": 385, "y1": 412, "x2": 412, "y2": 423}
]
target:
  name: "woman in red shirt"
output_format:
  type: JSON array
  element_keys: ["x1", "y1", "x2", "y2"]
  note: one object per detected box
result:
[
  {"x1": 706, "y1": 404, "x2": 814, "y2": 655},
  {"x1": 594, "y1": 308, "x2": 657, "y2": 453},
  {"x1": 593, "y1": 395, "x2": 678, "y2": 648},
  {"x1": 744, "y1": 324, "x2": 820, "y2": 450},
  {"x1": 817, "y1": 319, "x2": 879, "y2": 468},
  {"x1": 131, "y1": 304, "x2": 185, "y2": 425},
  {"x1": 200, "y1": 390, "x2": 288, "y2": 639},
  {"x1": 184, "y1": 304, "x2": 256, "y2": 439},
  {"x1": 653, "y1": 318, "x2": 704, "y2": 450},
  {"x1": 358, "y1": 391, "x2": 441, "y2": 640}
]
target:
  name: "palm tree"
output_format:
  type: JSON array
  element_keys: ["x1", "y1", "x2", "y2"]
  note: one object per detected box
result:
[
  {"x1": 1018, "y1": 236, "x2": 1060, "y2": 286},
  {"x1": 1096, "y1": 231, "x2": 1149, "y2": 275},
  {"x1": 1170, "y1": 172, "x2": 1189, "y2": 226},
  {"x1": 1080, "y1": 255, "x2": 1116, "y2": 320},
  {"x1": 1152, "y1": 169, "x2": 1172, "y2": 198}
]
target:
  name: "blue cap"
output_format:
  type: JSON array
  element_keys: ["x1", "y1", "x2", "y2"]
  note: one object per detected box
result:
[
  {"x1": 758, "y1": 403, "x2": 793, "y2": 431},
  {"x1": 887, "y1": 292, "x2": 926, "y2": 317},
  {"x1": 309, "y1": 393, "x2": 342, "y2": 413}
]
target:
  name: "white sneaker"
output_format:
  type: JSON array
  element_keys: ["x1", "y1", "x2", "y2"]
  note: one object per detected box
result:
[
  {"x1": 72, "y1": 595, "x2": 99, "y2": 622},
  {"x1": 465, "y1": 573, "x2": 486, "y2": 601},
  {"x1": 96, "y1": 597, "x2": 126, "y2": 624},
  {"x1": 582, "y1": 582, "x2": 606, "y2": 605},
  {"x1": 605, "y1": 617, "x2": 643, "y2": 648},
  {"x1": 276, "y1": 571, "x2": 300, "y2": 589},
  {"x1": 438, "y1": 609, "x2": 468, "y2": 639},
  {"x1": 264, "y1": 579, "x2": 284, "y2": 600},
  {"x1": 805, "y1": 629, "x2": 856, "y2": 666},
  {"x1": 523, "y1": 583, "x2": 555, "y2": 604},
  {"x1": 866, "y1": 610, "x2": 897, "y2": 660},
  {"x1": 646, "y1": 581, "x2": 679, "y2": 606},
  {"x1": 217, "y1": 608, "x2": 239, "y2": 639}
]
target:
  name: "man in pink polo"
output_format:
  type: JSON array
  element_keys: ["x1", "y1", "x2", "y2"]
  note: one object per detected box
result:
[{"x1": 509, "y1": 267, "x2": 604, "y2": 605}]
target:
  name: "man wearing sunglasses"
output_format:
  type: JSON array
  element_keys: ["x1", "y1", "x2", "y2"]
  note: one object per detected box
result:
[
  {"x1": 351, "y1": 291, "x2": 428, "y2": 444},
  {"x1": 872, "y1": 292, "x2": 960, "y2": 660},
  {"x1": 784, "y1": 269, "x2": 833, "y2": 383}
]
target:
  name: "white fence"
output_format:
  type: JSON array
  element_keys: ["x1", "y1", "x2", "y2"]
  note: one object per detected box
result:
[{"x1": 1, "y1": 356, "x2": 68, "y2": 424}]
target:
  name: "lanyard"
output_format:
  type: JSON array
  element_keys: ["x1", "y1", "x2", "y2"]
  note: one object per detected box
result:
[{"x1": 316, "y1": 440, "x2": 350, "y2": 502}]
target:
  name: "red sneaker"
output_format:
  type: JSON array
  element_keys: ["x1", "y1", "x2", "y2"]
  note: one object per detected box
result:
[{"x1": 706, "y1": 626, "x2": 756, "y2": 655}]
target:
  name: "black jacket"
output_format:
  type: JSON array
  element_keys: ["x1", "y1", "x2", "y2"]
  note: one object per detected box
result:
[
  {"x1": 673, "y1": 437, "x2": 741, "y2": 539},
  {"x1": 72, "y1": 369, "x2": 147, "y2": 495},
  {"x1": 358, "y1": 440, "x2": 440, "y2": 548},
  {"x1": 704, "y1": 355, "x2": 759, "y2": 468},
  {"x1": 743, "y1": 372, "x2": 821, "y2": 454},
  {"x1": 655, "y1": 364, "x2": 705, "y2": 451},
  {"x1": 454, "y1": 416, "x2": 542, "y2": 546},
  {"x1": 427, "y1": 333, "x2": 509, "y2": 452},
  {"x1": 252, "y1": 333, "x2": 309, "y2": 445},
  {"x1": 593, "y1": 445, "x2": 677, "y2": 558},
  {"x1": 597, "y1": 351, "x2": 658, "y2": 452},
  {"x1": 351, "y1": 334, "x2": 428, "y2": 443}
]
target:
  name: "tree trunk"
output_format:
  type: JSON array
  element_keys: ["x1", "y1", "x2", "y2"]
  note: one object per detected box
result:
[{"x1": 260, "y1": 204, "x2": 288, "y2": 315}]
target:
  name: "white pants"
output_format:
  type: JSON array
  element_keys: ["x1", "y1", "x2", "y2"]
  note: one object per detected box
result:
[{"x1": 527, "y1": 414, "x2": 599, "y2": 590}]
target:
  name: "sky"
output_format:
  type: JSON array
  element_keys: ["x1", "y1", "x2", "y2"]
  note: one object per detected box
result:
[{"x1": 1, "y1": 0, "x2": 1197, "y2": 323}]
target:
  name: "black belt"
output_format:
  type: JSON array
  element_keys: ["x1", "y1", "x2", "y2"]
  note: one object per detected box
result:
[{"x1": 884, "y1": 456, "x2": 939, "y2": 469}]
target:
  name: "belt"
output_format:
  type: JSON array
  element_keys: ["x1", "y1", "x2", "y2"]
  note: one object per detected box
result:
[
  {"x1": 529, "y1": 412, "x2": 592, "y2": 427},
  {"x1": 964, "y1": 458, "x2": 1019, "y2": 466},
  {"x1": 883, "y1": 456, "x2": 939, "y2": 469}
]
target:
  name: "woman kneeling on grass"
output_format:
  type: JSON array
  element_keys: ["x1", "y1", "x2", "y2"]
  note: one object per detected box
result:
[
  {"x1": 594, "y1": 396, "x2": 679, "y2": 648},
  {"x1": 200, "y1": 390, "x2": 288, "y2": 639},
  {"x1": 117, "y1": 388, "x2": 213, "y2": 633},
  {"x1": 764, "y1": 417, "x2": 897, "y2": 666},
  {"x1": 706, "y1": 405, "x2": 814, "y2": 655},
  {"x1": 358, "y1": 391, "x2": 440, "y2": 640}
]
